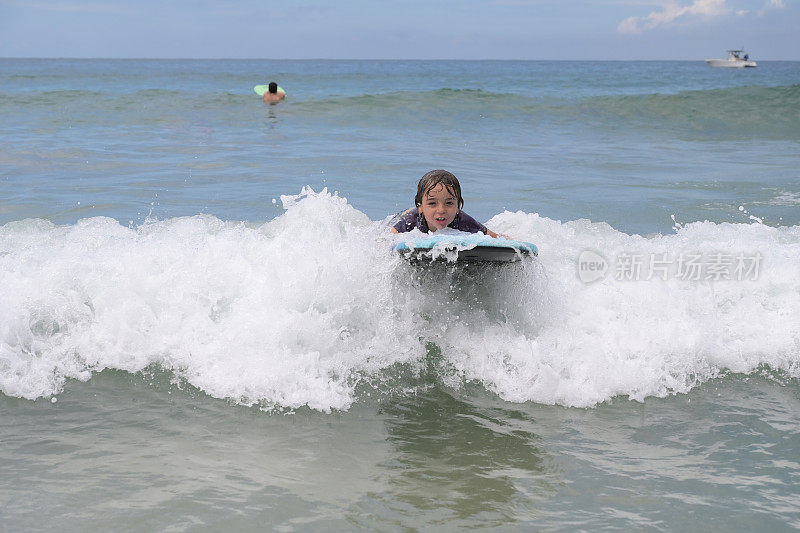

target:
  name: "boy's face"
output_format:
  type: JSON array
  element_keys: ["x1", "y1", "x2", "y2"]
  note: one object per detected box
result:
[{"x1": 419, "y1": 184, "x2": 458, "y2": 231}]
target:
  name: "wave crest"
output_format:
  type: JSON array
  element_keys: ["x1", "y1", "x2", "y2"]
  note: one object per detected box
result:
[{"x1": 1, "y1": 189, "x2": 798, "y2": 410}]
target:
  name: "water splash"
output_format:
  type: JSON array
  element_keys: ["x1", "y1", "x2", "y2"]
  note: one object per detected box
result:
[{"x1": 1, "y1": 188, "x2": 798, "y2": 410}]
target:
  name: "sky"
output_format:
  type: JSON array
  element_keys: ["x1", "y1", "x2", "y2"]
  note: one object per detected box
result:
[{"x1": 0, "y1": 0, "x2": 797, "y2": 60}]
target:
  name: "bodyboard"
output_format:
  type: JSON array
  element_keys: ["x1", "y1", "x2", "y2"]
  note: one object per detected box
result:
[
  {"x1": 254, "y1": 85, "x2": 286, "y2": 96},
  {"x1": 393, "y1": 232, "x2": 538, "y2": 264}
]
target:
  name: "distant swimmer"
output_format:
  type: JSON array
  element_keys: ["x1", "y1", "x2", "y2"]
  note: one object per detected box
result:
[{"x1": 262, "y1": 82, "x2": 286, "y2": 104}]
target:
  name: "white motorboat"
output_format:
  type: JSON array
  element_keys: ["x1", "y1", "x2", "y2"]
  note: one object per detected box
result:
[{"x1": 705, "y1": 50, "x2": 757, "y2": 68}]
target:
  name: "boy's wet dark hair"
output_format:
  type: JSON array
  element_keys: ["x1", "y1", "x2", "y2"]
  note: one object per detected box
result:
[
  {"x1": 414, "y1": 169, "x2": 464, "y2": 209},
  {"x1": 268, "y1": 82, "x2": 278, "y2": 94}
]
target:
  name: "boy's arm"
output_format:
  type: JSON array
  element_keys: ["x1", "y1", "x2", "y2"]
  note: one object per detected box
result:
[{"x1": 486, "y1": 228, "x2": 511, "y2": 239}]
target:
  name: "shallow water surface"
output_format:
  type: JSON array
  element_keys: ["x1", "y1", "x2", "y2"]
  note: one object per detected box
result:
[{"x1": 1, "y1": 58, "x2": 799, "y2": 530}]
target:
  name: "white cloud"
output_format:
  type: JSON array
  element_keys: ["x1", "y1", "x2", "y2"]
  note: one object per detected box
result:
[{"x1": 617, "y1": 0, "x2": 730, "y2": 34}]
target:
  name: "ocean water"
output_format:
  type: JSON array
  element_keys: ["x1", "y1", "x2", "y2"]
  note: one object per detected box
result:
[{"x1": 1, "y1": 59, "x2": 799, "y2": 530}]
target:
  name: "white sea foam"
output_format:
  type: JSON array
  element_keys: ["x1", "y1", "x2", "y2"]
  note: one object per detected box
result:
[
  {"x1": 1, "y1": 188, "x2": 799, "y2": 410},
  {"x1": 769, "y1": 191, "x2": 800, "y2": 207}
]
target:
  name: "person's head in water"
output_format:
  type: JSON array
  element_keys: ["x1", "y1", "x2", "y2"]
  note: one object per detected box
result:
[
  {"x1": 415, "y1": 169, "x2": 464, "y2": 231},
  {"x1": 391, "y1": 169, "x2": 504, "y2": 237},
  {"x1": 415, "y1": 169, "x2": 464, "y2": 209},
  {"x1": 268, "y1": 82, "x2": 278, "y2": 94}
]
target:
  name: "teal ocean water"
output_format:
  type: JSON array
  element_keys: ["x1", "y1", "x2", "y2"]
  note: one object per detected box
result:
[{"x1": 1, "y1": 59, "x2": 799, "y2": 530}]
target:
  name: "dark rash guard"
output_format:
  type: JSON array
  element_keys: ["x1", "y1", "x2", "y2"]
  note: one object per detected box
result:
[{"x1": 392, "y1": 207, "x2": 488, "y2": 234}]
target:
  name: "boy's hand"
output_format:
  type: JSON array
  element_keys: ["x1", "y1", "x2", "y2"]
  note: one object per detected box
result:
[{"x1": 487, "y1": 229, "x2": 511, "y2": 239}]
